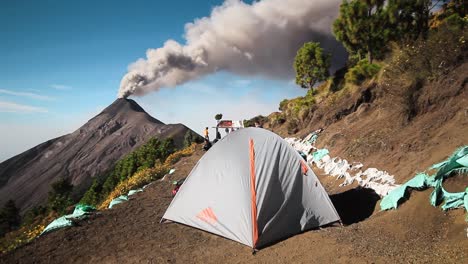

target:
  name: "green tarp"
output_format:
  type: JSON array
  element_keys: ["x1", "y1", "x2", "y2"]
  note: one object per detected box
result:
[
  {"x1": 128, "y1": 188, "x2": 143, "y2": 196},
  {"x1": 380, "y1": 146, "x2": 468, "y2": 221},
  {"x1": 303, "y1": 131, "x2": 320, "y2": 145},
  {"x1": 309, "y1": 134, "x2": 318, "y2": 144},
  {"x1": 108, "y1": 195, "x2": 128, "y2": 209},
  {"x1": 312, "y1": 149, "x2": 329, "y2": 162},
  {"x1": 108, "y1": 187, "x2": 147, "y2": 209},
  {"x1": 41, "y1": 204, "x2": 96, "y2": 235}
]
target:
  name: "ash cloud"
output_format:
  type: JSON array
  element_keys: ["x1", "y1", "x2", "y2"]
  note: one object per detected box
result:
[{"x1": 118, "y1": 0, "x2": 345, "y2": 98}]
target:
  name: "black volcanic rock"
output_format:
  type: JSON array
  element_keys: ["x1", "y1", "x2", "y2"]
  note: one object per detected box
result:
[{"x1": 0, "y1": 98, "x2": 199, "y2": 213}]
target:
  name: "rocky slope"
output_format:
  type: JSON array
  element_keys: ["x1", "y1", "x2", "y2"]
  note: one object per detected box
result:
[
  {"x1": 268, "y1": 62, "x2": 467, "y2": 185},
  {"x1": 0, "y1": 98, "x2": 198, "y2": 213}
]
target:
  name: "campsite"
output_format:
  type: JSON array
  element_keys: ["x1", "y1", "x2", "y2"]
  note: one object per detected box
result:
[
  {"x1": 3, "y1": 133, "x2": 467, "y2": 263},
  {"x1": 0, "y1": 0, "x2": 467, "y2": 263}
]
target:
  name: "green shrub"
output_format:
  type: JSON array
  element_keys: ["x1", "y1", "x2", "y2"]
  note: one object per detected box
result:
[
  {"x1": 244, "y1": 115, "x2": 268, "y2": 127},
  {"x1": 286, "y1": 119, "x2": 299, "y2": 135},
  {"x1": 384, "y1": 18, "x2": 467, "y2": 84},
  {"x1": 183, "y1": 131, "x2": 203, "y2": 148},
  {"x1": 21, "y1": 206, "x2": 47, "y2": 227},
  {"x1": 277, "y1": 88, "x2": 317, "y2": 122},
  {"x1": 79, "y1": 178, "x2": 103, "y2": 206},
  {"x1": 269, "y1": 113, "x2": 286, "y2": 126},
  {"x1": 331, "y1": 67, "x2": 347, "y2": 92},
  {"x1": 292, "y1": 97, "x2": 315, "y2": 117},
  {"x1": 445, "y1": 13, "x2": 465, "y2": 30},
  {"x1": 0, "y1": 200, "x2": 20, "y2": 237},
  {"x1": 279, "y1": 99, "x2": 289, "y2": 111},
  {"x1": 84, "y1": 137, "x2": 178, "y2": 207},
  {"x1": 214, "y1": 113, "x2": 223, "y2": 121},
  {"x1": 345, "y1": 59, "x2": 381, "y2": 85},
  {"x1": 294, "y1": 42, "x2": 330, "y2": 89},
  {"x1": 47, "y1": 178, "x2": 74, "y2": 215},
  {"x1": 99, "y1": 144, "x2": 197, "y2": 210}
]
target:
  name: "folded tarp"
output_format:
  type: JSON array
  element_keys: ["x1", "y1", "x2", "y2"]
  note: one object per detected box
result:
[
  {"x1": 380, "y1": 146, "x2": 468, "y2": 220},
  {"x1": 128, "y1": 188, "x2": 143, "y2": 196},
  {"x1": 108, "y1": 195, "x2": 128, "y2": 209},
  {"x1": 108, "y1": 187, "x2": 147, "y2": 208},
  {"x1": 303, "y1": 132, "x2": 319, "y2": 145},
  {"x1": 380, "y1": 173, "x2": 432, "y2": 210},
  {"x1": 41, "y1": 204, "x2": 96, "y2": 235},
  {"x1": 312, "y1": 149, "x2": 329, "y2": 162}
]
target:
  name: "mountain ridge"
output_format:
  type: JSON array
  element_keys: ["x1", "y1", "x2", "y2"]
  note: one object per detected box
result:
[{"x1": 0, "y1": 98, "x2": 198, "y2": 213}]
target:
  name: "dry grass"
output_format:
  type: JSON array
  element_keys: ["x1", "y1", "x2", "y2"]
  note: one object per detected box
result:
[{"x1": 0, "y1": 213, "x2": 56, "y2": 255}]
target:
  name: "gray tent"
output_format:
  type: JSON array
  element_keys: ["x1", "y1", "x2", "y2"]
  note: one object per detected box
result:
[{"x1": 162, "y1": 128, "x2": 340, "y2": 249}]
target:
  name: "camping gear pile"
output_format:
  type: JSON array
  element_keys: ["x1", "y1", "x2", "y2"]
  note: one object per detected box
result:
[
  {"x1": 380, "y1": 146, "x2": 468, "y2": 220},
  {"x1": 171, "y1": 178, "x2": 185, "y2": 196},
  {"x1": 162, "y1": 128, "x2": 340, "y2": 249}
]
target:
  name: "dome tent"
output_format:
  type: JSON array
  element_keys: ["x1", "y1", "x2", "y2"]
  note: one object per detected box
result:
[{"x1": 162, "y1": 128, "x2": 340, "y2": 249}]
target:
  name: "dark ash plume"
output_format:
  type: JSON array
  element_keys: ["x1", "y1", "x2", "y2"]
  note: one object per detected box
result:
[{"x1": 118, "y1": 0, "x2": 345, "y2": 98}]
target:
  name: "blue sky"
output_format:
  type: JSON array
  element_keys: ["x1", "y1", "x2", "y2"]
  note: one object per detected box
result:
[{"x1": 0, "y1": 0, "x2": 306, "y2": 162}]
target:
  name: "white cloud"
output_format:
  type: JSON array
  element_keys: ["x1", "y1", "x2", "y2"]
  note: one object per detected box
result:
[
  {"x1": 50, "y1": 84, "x2": 72, "y2": 90},
  {"x1": 0, "y1": 101, "x2": 48, "y2": 113},
  {"x1": 0, "y1": 89, "x2": 54, "y2": 101}
]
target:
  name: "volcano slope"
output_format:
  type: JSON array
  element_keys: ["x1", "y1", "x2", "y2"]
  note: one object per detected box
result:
[{"x1": 0, "y1": 98, "x2": 197, "y2": 213}]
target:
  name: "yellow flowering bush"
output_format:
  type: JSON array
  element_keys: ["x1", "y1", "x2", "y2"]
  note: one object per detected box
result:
[
  {"x1": 0, "y1": 215, "x2": 52, "y2": 254},
  {"x1": 98, "y1": 143, "x2": 196, "y2": 210}
]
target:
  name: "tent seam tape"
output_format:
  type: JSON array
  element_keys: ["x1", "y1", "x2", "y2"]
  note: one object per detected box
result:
[{"x1": 249, "y1": 138, "x2": 259, "y2": 248}]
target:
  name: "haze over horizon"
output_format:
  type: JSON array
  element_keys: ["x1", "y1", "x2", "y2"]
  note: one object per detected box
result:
[{"x1": 0, "y1": 0, "x2": 344, "y2": 162}]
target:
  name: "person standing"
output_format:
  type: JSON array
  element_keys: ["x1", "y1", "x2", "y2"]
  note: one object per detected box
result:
[{"x1": 204, "y1": 127, "x2": 209, "y2": 140}]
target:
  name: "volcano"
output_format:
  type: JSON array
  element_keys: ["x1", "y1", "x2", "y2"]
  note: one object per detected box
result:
[{"x1": 0, "y1": 98, "x2": 199, "y2": 213}]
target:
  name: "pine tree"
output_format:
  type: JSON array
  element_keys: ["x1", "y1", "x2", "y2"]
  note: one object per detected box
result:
[
  {"x1": 48, "y1": 178, "x2": 74, "y2": 215},
  {"x1": 0, "y1": 200, "x2": 20, "y2": 236},
  {"x1": 80, "y1": 178, "x2": 103, "y2": 206},
  {"x1": 387, "y1": 0, "x2": 431, "y2": 41},
  {"x1": 333, "y1": 0, "x2": 389, "y2": 63},
  {"x1": 293, "y1": 42, "x2": 331, "y2": 89}
]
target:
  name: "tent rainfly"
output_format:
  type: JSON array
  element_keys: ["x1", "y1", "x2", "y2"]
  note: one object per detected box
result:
[{"x1": 162, "y1": 128, "x2": 340, "y2": 249}]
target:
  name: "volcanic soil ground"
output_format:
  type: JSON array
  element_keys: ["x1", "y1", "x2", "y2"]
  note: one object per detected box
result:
[{"x1": 3, "y1": 146, "x2": 468, "y2": 264}]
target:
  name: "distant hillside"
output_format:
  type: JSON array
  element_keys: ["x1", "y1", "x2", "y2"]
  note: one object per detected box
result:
[
  {"x1": 249, "y1": 19, "x2": 467, "y2": 185},
  {"x1": 264, "y1": 62, "x2": 466, "y2": 180},
  {"x1": 0, "y1": 98, "x2": 198, "y2": 213}
]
